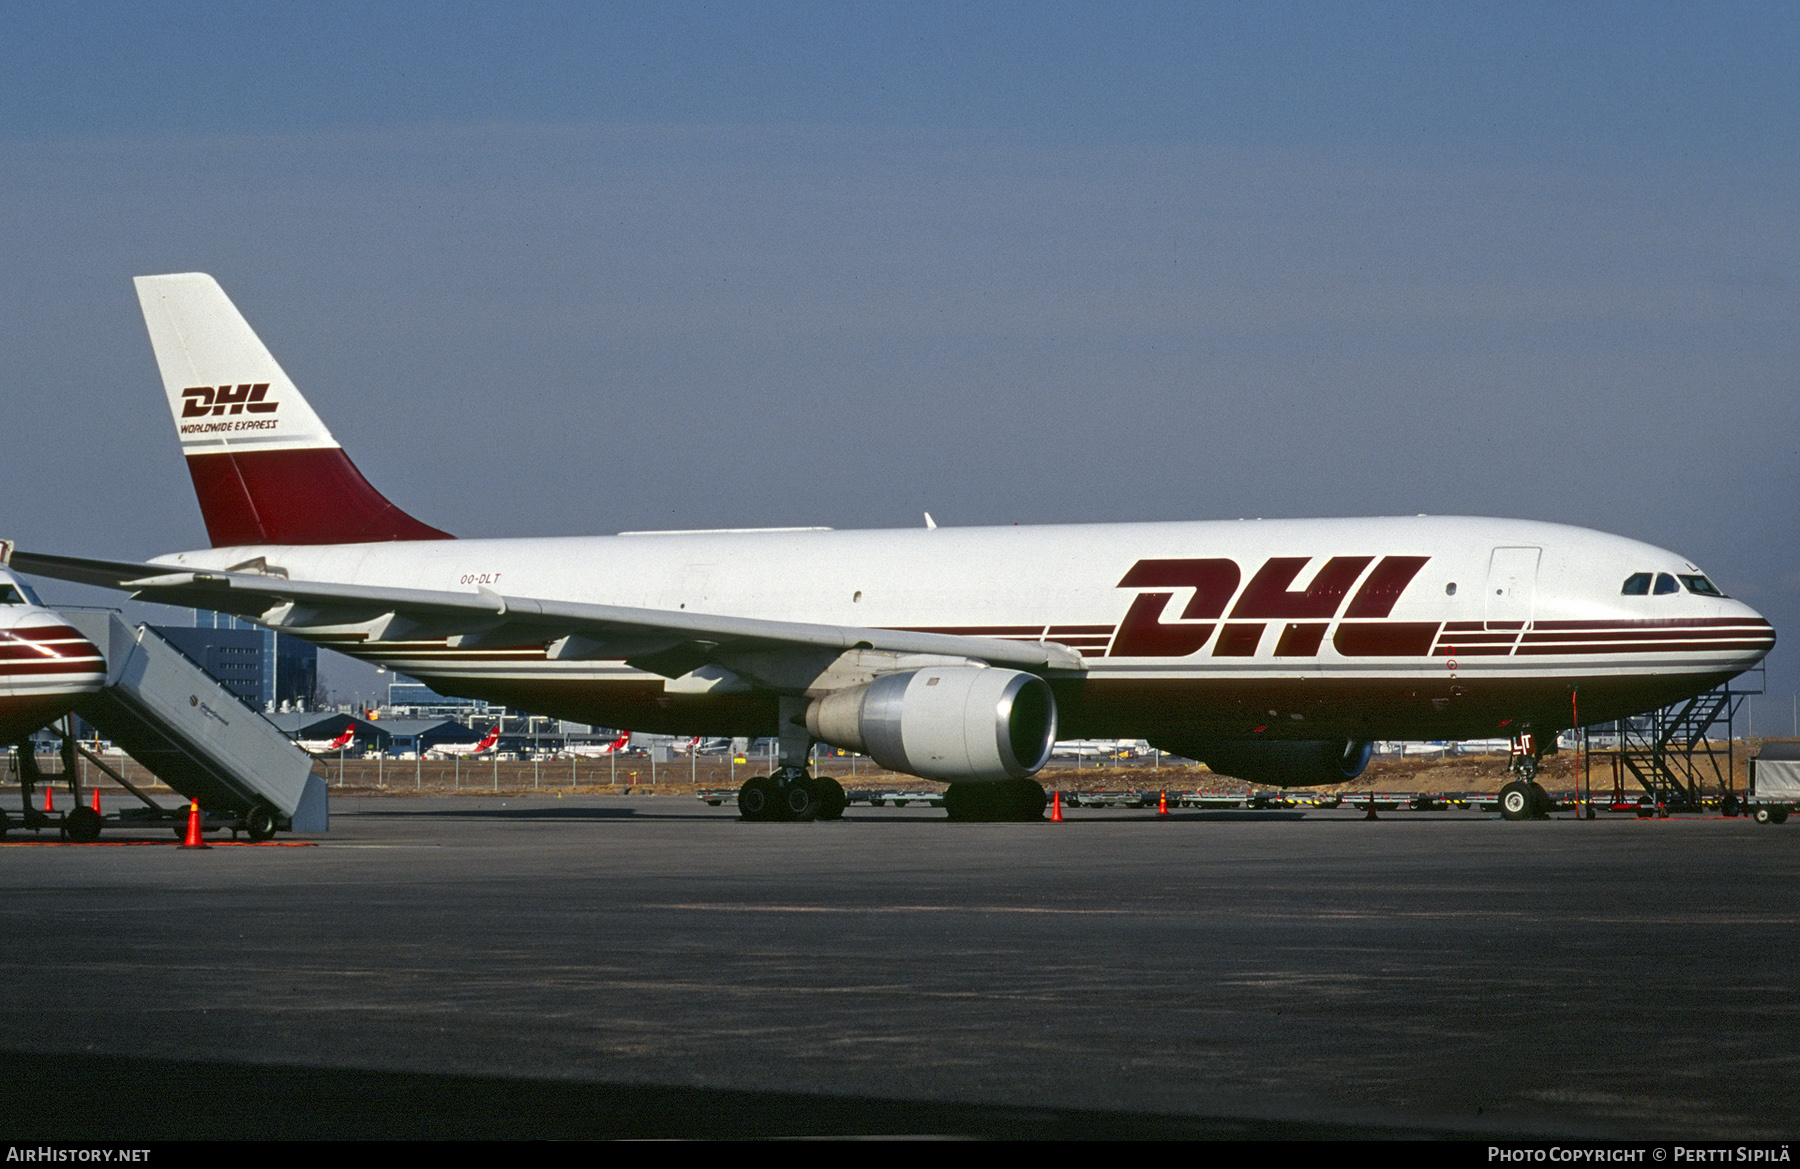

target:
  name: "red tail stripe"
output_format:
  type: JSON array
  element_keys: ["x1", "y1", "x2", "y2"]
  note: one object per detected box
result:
[{"x1": 186, "y1": 448, "x2": 452, "y2": 546}]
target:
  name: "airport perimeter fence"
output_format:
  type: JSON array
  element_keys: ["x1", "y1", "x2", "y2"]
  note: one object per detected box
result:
[{"x1": 13, "y1": 742, "x2": 1761, "y2": 800}]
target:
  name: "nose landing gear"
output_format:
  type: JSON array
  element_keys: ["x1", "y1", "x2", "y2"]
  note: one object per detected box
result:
[{"x1": 1499, "y1": 734, "x2": 1553, "y2": 820}]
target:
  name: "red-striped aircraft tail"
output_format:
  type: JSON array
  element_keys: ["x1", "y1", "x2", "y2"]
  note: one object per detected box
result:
[{"x1": 136, "y1": 273, "x2": 452, "y2": 547}]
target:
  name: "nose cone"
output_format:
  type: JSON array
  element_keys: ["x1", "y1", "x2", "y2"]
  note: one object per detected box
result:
[
  {"x1": 1595, "y1": 542, "x2": 1778, "y2": 677},
  {"x1": 0, "y1": 606, "x2": 106, "y2": 742},
  {"x1": 1725, "y1": 596, "x2": 1777, "y2": 672}
]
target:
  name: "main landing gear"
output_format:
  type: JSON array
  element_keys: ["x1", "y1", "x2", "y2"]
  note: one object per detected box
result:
[
  {"x1": 737, "y1": 697, "x2": 849, "y2": 822},
  {"x1": 1498, "y1": 733, "x2": 1554, "y2": 821},
  {"x1": 737, "y1": 767, "x2": 847, "y2": 822},
  {"x1": 733, "y1": 696, "x2": 1048, "y2": 823},
  {"x1": 944, "y1": 779, "x2": 1048, "y2": 822}
]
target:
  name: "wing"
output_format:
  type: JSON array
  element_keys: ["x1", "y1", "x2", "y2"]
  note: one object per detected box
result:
[{"x1": 5, "y1": 548, "x2": 1086, "y2": 696}]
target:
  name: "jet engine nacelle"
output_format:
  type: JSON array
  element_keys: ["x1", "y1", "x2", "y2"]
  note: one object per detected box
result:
[
  {"x1": 805, "y1": 666, "x2": 1057, "y2": 783},
  {"x1": 1156, "y1": 738, "x2": 1374, "y2": 788}
]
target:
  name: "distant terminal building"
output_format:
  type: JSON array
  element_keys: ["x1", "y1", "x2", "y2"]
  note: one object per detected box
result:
[
  {"x1": 150, "y1": 610, "x2": 317, "y2": 711},
  {"x1": 386, "y1": 676, "x2": 491, "y2": 719},
  {"x1": 379, "y1": 673, "x2": 493, "y2": 720}
]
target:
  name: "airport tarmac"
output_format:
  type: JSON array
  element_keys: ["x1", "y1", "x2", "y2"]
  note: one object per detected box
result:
[{"x1": 2, "y1": 794, "x2": 1796, "y2": 1140}]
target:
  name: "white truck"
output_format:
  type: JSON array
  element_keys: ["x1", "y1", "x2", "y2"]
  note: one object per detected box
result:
[{"x1": 1746, "y1": 743, "x2": 1800, "y2": 825}]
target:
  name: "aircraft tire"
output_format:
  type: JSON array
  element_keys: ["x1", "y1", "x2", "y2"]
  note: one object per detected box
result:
[
  {"x1": 737, "y1": 776, "x2": 779, "y2": 821},
  {"x1": 1499, "y1": 781, "x2": 1533, "y2": 822},
  {"x1": 783, "y1": 776, "x2": 819, "y2": 822},
  {"x1": 943, "y1": 783, "x2": 981, "y2": 821},
  {"x1": 65, "y1": 806, "x2": 102, "y2": 843},
  {"x1": 245, "y1": 805, "x2": 278, "y2": 842},
  {"x1": 945, "y1": 781, "x2": 1046, "y2": 822},
  {"x1": 1008, "y1": 778, "x2": 1047, "y2": 820},
  {"x1": 1528, "y1": 781, "x2": 1552, "y2": 818},
  {"x1": 814, "y1": 777, "x2": 847, "y2": 821}
]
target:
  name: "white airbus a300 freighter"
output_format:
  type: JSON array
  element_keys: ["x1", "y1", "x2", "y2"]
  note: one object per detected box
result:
[{"x1": 6, "y1": 274, "x2": 1775, "y2": 822}]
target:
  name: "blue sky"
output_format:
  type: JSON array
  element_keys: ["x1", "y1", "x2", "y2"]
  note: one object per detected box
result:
[
  {"x1": 8, "y1": 4, "x2": 1795, "y2": 160},
  {"x1": 4, "y1": 3, "x2": 1797, "y2": 718}
]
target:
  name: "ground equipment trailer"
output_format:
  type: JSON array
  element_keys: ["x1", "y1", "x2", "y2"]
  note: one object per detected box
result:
[{"x1": 1746, "y1": 742, "x2": 1800, "y2": 825}]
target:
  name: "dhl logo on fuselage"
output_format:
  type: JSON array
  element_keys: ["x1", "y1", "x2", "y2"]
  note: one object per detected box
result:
[
  {"x1": 1112, "y1": 555, "x2": 1434, "y2": 658},
  {"x1": 181, "y1": 384, "x2": 277, "y2": 418}
]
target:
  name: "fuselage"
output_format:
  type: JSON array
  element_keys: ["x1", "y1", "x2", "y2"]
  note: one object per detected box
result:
[
  {"x1": 151, "y1": 514, "x2": 1774, "y2": 743},
  {"x1": 0, "y1": 571, "x2": 106, "y2": 743}
]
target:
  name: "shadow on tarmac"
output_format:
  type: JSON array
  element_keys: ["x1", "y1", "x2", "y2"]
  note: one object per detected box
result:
[
  {"x1": 0, "y1": 1049, "x2": 1501, "y2": 1140},
  {"x1": 346, "y1": 805, "x2": 642, "y2": 821}
]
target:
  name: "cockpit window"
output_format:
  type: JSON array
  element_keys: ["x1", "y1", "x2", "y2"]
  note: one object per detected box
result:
[
  {"x1": 1680, "y1": 574, "x2": 1726, "y2": 597},
  {"x1": 1623, "y1": 571, "x2": 1726, "y2": 598},
  {"x1": 0, "y1": 585, "x2": 20, "y2": 605}
]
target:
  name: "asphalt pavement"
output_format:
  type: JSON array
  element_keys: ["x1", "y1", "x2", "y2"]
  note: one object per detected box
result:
[{"x1": 1, "y1": 794, "x2": 1795, "y2": 1140}]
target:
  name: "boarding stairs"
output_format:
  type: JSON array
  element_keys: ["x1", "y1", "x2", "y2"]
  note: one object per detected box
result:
[
  {"x1": 1588, "y1": 672, "x2": 1759, "y2": 812},
  {"x1": 54, "y1": 610, "x2": 326, "y2": 836}
]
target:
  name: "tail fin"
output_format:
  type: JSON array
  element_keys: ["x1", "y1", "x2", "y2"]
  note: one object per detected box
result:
[{"x1": 135, "y1": 273, "x2": 452, "y2": 547}]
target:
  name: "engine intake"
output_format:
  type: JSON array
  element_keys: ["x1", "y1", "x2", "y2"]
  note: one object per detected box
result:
[
  {"x1": 806, "y1": 666, "x2": 1056, "y2": 782},
  {"x1": 1153, "y1": 738, "x2": 1374, "y2": 788}
]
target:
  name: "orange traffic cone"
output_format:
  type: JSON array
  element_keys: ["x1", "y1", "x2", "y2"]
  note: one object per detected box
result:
[
  {"x1": 42, "y1": 785, "x2": 54, "y2": 813},
  {"x1": 179, "y1": 799, "x2": 209, "y2": 850},
  {"x1": 1158, "y1": 789, "x2": 1168, "y2": 816},
  {"x1": 1051, "y1": 791, "x2": 1063, "y2": 822},
  {"x1": 90, "y1": 787, "x2": 102, "y2": 814}
]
